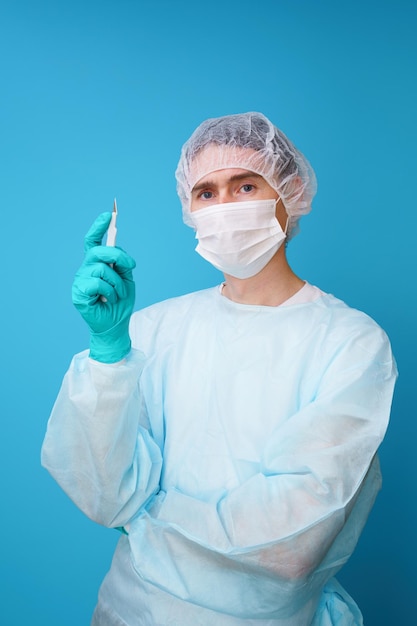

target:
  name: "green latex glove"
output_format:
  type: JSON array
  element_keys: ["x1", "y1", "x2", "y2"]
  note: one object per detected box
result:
[{"x1": 72, "y1": 212, "x2": 136, "y2": 363}]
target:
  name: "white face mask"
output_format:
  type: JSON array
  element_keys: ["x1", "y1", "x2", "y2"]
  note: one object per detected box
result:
[{"x1": 191, "y1": 198, "x2": 287, "y2": 279}]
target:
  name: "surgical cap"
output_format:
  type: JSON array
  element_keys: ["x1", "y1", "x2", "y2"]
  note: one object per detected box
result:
[{"x1": 175, "y1": 112, "x2": 317, "y2": 239}]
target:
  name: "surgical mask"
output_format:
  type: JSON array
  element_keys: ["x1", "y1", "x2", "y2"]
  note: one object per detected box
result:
[{"x1": 191, "y1": 198, "x2": 287, "y2": 279}]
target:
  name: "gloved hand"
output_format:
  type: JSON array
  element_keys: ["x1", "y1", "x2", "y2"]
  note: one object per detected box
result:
[{"x1": 72, "y1": 212, "x2": 136, "y2": 363}]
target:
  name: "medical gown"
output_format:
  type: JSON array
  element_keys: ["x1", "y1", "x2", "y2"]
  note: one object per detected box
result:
[{"x1": 42, "y1": 284, "x2": 397, "y2": 625}]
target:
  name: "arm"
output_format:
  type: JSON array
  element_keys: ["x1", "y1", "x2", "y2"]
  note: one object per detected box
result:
[
  {"x1": 41, "y1": 213, "x2": 162, "y2": 527},
  {"x1": 41, "y1": 349, "x2": 162, "y2": 527}
]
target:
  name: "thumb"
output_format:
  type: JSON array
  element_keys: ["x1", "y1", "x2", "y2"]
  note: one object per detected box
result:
[{"x1": 84, "y1": 212, "x2": 113, "y2": 252}]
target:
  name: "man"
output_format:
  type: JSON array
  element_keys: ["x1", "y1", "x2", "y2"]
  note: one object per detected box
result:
[{"x1": 42, "y1": 112, "x2": 397, "y2": 625}]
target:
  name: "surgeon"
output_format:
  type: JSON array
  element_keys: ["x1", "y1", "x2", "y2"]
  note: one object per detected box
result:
[{"x1": 42, "y1": 112, "x2": 397, "y2": 625}]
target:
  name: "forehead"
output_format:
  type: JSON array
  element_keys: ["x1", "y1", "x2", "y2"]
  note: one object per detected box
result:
[{"x1": 189, "y1": 144, "x2": 265, "y2": 191}]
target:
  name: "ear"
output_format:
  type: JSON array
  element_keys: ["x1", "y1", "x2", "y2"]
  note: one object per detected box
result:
[{"x1": 275, "y1": 197, "x2": 289, "y2": 232}]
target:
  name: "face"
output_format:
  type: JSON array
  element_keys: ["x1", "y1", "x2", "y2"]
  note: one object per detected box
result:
[{"x1": 190, "y1": 168, "x2": 288, "y2": 232}]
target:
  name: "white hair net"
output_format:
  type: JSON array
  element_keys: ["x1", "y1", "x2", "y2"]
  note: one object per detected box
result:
[{"x1": 175, "y1": 112, "x2": 317, "y2": 239}]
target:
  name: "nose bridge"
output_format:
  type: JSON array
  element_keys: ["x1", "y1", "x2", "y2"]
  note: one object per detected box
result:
[
  {"x1": 218, "y1": 182, "x2": 235, "y2": 204},
  {"x1": 219, "y1": 191, "x2": 232, "y2": 203}
]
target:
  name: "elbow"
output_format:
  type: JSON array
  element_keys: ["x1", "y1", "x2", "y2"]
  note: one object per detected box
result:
[
  {"x1": 257, "y1": 530, "x2": 334, "y2": 583},
  {"x1": 262, "y1": 551, "x2": 317, "y2": 583},
  {"x1": 43, "y1": 465, "x2": 157, "y2": 529},
  {"x1": 41, "y1": 463, "x2": 126, "y2": 527},
  {"x1": 279, "y1": 555, "x2": 318, "y2": 581}
]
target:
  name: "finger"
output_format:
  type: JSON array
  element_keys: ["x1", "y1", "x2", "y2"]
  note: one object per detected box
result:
[
  {"x1": 73, "y1": 274, "x2": 119, "y2": 305},
  {"x1": 85, "y1": 246, "x2": 136, "y2": 274},
  {"x1": 113, "y1": 247, "x2": 137, "y2": 276},
  {"x1": 84, "y1": 212, "x2": 113, "y2": 252},
  {"x1": 90, "y1": 263, "x2": 127, "y2": 299}
]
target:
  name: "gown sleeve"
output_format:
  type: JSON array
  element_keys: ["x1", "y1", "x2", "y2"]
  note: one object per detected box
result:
[
  {"x1": 41, "y1": 348, "x2": 163, "y2": 528},
  {"x1": 216, "y1": 324, "x2": 396, "y2": 574}
]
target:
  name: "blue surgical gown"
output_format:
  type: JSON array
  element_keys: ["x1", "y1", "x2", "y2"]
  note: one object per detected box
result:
[{"x1": 41, "y1": 285, "x2": 397, "y2": 625}]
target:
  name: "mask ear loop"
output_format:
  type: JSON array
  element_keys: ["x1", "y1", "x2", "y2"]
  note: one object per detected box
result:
[{"x1": 284, "y1": 215, "x2": 289, "y2": 235}]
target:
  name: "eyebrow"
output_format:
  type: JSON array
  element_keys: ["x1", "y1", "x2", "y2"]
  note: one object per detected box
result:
[{"x1": 192, "y1": 171, "x2": 263, "y2": 193}]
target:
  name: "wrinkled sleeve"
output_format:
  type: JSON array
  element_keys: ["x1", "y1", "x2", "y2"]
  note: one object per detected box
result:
[
  {"x1": 216, "y1": 326, "x2": 397, "y2": 573},
  {"x1": 41, "y1": 348, "x2": 163, "y2": 528}
]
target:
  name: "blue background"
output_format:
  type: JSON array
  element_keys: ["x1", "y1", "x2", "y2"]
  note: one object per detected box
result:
[{"x1": 1, "y1": 1, "x2": 416, "y2": 624}]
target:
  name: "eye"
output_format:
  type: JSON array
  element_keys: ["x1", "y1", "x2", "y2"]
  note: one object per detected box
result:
[
  {"x1": 199, "y1": 190, "x2": 214, "y2": 200},
  {"x1": 241, "y1": 184, "x2": 255, "y2": 193}
]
